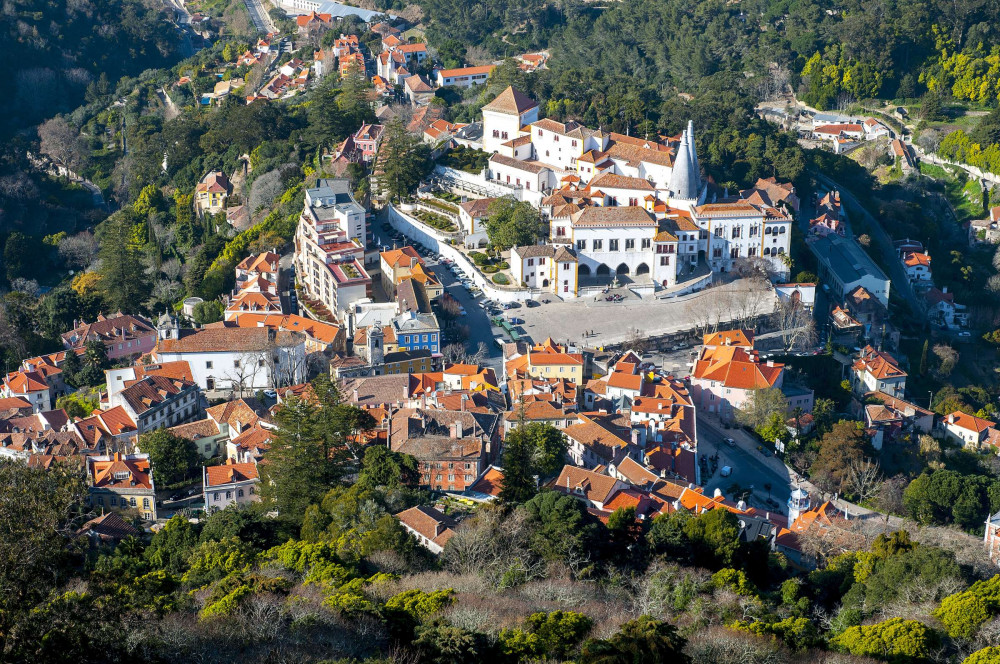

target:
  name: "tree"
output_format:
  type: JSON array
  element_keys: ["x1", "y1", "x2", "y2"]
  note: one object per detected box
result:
[
  {"x1": 932, "y1": 343, "x2": 959, "y2": 379},
  {"x1": 139, "y1": 429, "x2": 199, "y2": 486},
  {"x1": 735, "y1": 387, "x2": 788, "y2": 431},
  {"x1": 3, "y1": 232, "x2": 31, "y2": 284},
  {"x1": 683, "y1": 507, "x2": 740, "y2": 568},
  {"x1": 0, "y1": 461, "x2": 87, "y2": 656},
  {"x1": 846, "y1": 457, "x2": 883, "y2": 503},
  {"x1": 810, "y1": 420, "x2": 871, "y2": 494},
  {"x1": 378, "y1": 119, "x2": 432, "y2": 202},
  {"x1": 524, "y1": 610, "x2": 593, "y2": 659},
  {"x1": 484, "y1": 197, "x2": 542, "y2": 251},
  {"x1": 646, "y1": 510, "x2": 692, "y2": 559},
  {"x1": 145, "y1": 514, "x2": 199, "y2": 573},
  {"x1": 192, "y1": 300, "x2": 224, "y2": 325},
  {"x1": 412, "y1": 621, "x2": 480, "y2": 664},
  {"x1": 37, "y1": 116, "x2": 89, "y2": 172},
  {"x1": 965, "y1": 647, "x2": 1000, "y2": 664},
  {"x1": 919, "y1": 339, "x2": 929, "y2": 375},
  {"x1": 500, "y1": 422, "x2": 567, "y2": 503},
  {"x1": 580, "y1": 615, "x2": 690, "y2": 664},
  {"x1": 356, "y1": 445, "x2": 419, "y2": 490},
  {"x1": 96, "y1": 211, "x2": 152, "y2": 313},
  {"x1": 520, "y1": 491, "x2": 595, "y2": 566}
]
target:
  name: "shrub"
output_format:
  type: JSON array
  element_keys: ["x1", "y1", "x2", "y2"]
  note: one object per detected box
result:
[
  {"x1": 492, "y1": 273, "x2": 509, "y2": 285},
  {"x1": 470, "y1": 251, "x2": 490, "y2": 266},
  {"x1": 483, "y1": 265, "x2": 498, "y2": 274},
  {"x1": 830, "y1": 617, "x2": 936, "y2": 660},
  {"x1": 498, "y1": 260, "x2": 510, "y2": 269}
]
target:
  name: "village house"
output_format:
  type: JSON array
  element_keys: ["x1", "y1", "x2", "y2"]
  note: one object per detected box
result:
[
  {"x1": 195, "y1": 171, "x2": 232, "y2": 216},
  {"x1": 169, "y1": 397, "x2": 271, "y2": 459},
  {"x1": 203, "y1": 459, "x2": 261, "y2": 512},
  {"x1": 153, "y1": 317, "x2": 307, "y2": 395},
  {"x1": 809, "y1": 233, "x2": 891, "y2": 307},
  {"x1": 940, "y1": 411, "x2": 1000, "y2": 451},
  {"x1": 435, "y1": 65, "x2": 495, "y2": 88},
  {"x1": 510, "y1": 244, "x2": 579, "y2": 296},
  {"x1": 850, "y1": 346, "x2": 907, "y2": 398},
  {"x1": 986, "y1": 510, "x2": 1000, "y2": 566},
  {"x1": 389, "y1": 407, "x2": 500, "y2": 492},
  {"x1": 109, "y1": 374, "x2": 200, "y2": 434},
  {"x1": 395, "y1": 505, "x2": 457, "y2": 554},
  {"x1": 86, "y1": 452, "x2": 157, "y2": 521},
  {"x1": 61, "y1": 312, "x2": 157, "y2": 360},
  {"x1": 552, "y1": 465, "x2": 630, "y2": 511},
  {"x1": 504, "y1": 338, "x2": 586, "y2": 385},
  {"x1": 458, "y1": 197, "x2": 493, "y2": 248}
]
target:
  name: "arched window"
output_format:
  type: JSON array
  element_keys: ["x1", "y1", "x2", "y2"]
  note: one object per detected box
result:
[{"x1": 238, "y1": 489, "x2": 244, "y2": 497}]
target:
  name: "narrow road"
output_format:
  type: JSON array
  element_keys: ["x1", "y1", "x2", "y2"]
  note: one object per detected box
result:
[
  {"x1": 814, "y1": 172, "x2": 921, "y2": 317},
  {"x1": 245, "y1": 0, "x2": 277, "y2": 33}
]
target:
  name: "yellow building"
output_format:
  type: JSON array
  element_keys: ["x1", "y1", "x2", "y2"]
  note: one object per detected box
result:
[{"x1": 505, "y1": 337, "x2": 585, "y2": 385}]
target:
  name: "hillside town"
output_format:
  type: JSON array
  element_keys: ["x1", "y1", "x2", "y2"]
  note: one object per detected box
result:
[{"x1": 10, "y1": 0, "x2": 1000, "y2": 659}]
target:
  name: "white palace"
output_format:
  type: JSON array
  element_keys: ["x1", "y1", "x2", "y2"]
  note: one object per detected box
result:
[{"x1": 478, "y1": 87, "x2": 797, "y2": 291}]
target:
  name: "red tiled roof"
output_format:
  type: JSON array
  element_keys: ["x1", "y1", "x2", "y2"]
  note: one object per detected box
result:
[{"x1": 205, "y1": 460, "x2": 259, "y2": 486}]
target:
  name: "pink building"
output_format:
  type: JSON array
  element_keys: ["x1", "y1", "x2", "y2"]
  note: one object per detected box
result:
[
  {"x1": 61, "y1": 313, "x2": 157, "y2": 360},
  {"x1": 203, "y1": 459, "x2": 260, "y2": 512}
]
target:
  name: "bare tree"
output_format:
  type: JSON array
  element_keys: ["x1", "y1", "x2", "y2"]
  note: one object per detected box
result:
[
  {"x1": 772, "y1": 299, "x2": 818, "y2": 351},
  {"x1": 38, "y1": 116, "x2": 89, "y2": 172},
  {"x1": 58, "y1": 231, "x2": 99, "y2": 270},
  {"x1": 846, "y1": 457, "x2": 883, "y2": 504},
  {"x1": 622, "y1": 327, "x2": 648, "y2": 354},
  {"x1": 932, "y1": 343, "x2": 959, "y2": 378},
  {"x1": 441, "y1": 341, "x2": 488, "y2": 366}
]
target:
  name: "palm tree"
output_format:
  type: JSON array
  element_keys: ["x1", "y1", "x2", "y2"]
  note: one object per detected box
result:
[{"x1": 580, "y1": 616, "x2": 691, "y2": 664}]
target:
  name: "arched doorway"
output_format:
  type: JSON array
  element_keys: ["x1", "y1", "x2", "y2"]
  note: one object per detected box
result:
[
  {"x1": 542, "y1": 279, "x2": 550, "y2": 288},
  {"x1": 578, "y1": 264, "x2": 592, "y2": 276},
  {"x1": 616, "y1": 263, "x2": 630, "y2": 275},
  {"x1": 635, "y1": 263, "x2": 650, "y2": 276},
  {"x1": 596, "y1": 264, "x2": 611, "y2": 277}
]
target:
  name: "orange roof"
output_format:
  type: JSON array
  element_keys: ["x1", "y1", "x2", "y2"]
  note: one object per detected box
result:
[
  {"x1": 469, "y1": 467, "x2": 503, "y2": 497},
  {"x1": 232, "y1": 313, "x2": 342, "y2": 344},
  {"x1": 205, "y1": 460, "x2": 259, "y2": 486},
  {"x1": 381, "y1": 246, "x2": 422, "y2": 268},
  {"x1": 607, "y1": 371, "x2": 643, "y2": 391},
  {"x1": 903, "y1": 252, "x2": 931, "y2": 267},
  {"x1": 853, "y1": 346, "x2": 906, "y2": 380},
  {"x1": 4, "y1": 370, "x2": 48, "y2": 393},
  {"x1": 946, "y1": 411, "x2": 996, "y2": 433},
  {"x1": 692, "y1": 346, "x2": 782, "y2": 389},
  {"x1": 703, "y1": 329, "x2": 754, "y2": 348},
  {"x1": 438, "y1": 65, "x2": 495, "y2": 77},
  {"x1": 90, "y1": 453, "x2": 152, "y2": 489},
  {"x1": 552, "y1": 465, "x2": 622, "y2": 505}
]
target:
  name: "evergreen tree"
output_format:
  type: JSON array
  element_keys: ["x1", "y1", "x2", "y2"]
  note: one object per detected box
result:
[{"x1": 96, "y1": 211, "x2": 151, "y2": 313}]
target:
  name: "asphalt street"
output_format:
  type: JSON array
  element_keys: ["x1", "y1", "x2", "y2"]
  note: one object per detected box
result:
[
  {"x1": 425, "y1": 260, "x2": 504, "y2": 371},
  {"x1": 698, "y1": 415, "x2": 795, "y2": 515}
]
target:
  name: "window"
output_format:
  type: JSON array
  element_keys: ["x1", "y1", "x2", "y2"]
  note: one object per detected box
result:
[
  {"x1": 143, "y1": 498, "x2": 150, "y2": 508},
  {"x1": 576, "y1": 239, "x2": 586, "y2": 250},
  {"x1": 206, "y1": 361, "x2": 213, "y2": 369},
  {"x1": 492, "y1": 130, "x2": 499, "y2": 138},
  {"x1": 501, "y1": 131, "x2": 508, "y2": 139},
  {"x1": 714, "y1": 227, "x2": 724, "y2": 237},
  {"x1": 625, "y1": 239, "x2": 635, "y2": 250},
  {"x1": 749, "y1": 225, "x2": 758, "y2": 237},
  {"x1": 593, "y1": 239, "x2": 603, "y2": 250},
  {"x1": 779, "y1": 226, "x2": 787, "y2": 234},
  {"x1": 528, "y1": 258, "x2": 534, "y2": 266},
  {"x1": 641, "y1": 238, "x2": 651, "y2": 249},
  {"x1": 225, "y1": 491, "x2": 232, "y2": 500},
  {"x1": 130, "y1": 497, "x2": 136, "y2": 507},
  {"x1": 234, "y1": 360, "x2": 240, "y2": 368},
  {"x1": 555, "y1": 226, "x2": 566, "y2": 236},
  {"x1": 713, "y1": 248, "x2": 723, "y2": 258},
  {"x1": 537, "y1": 129, "x2": 543, "y2": 136},
  {"x1": 111, "y1": 497, "x2": 118, "y2": 506},
  {"x1": 571, "y1": 140, "x2": 577, "y2": 147},
  {"x1": 629, "y1": 197, "x2": 638, "y2": 206},
  {"x1": 538, "y1": 257, "x2": 545, "y2": 265},
  {"x1": 609, "y1": 239, "x2": 619, "y2": 251},
  {"x1": 238, "y1": 489, "x2": 244, "y2": 497},
  {"x1": 563, "y1": 263, "x2": 570, "y2": 270},
  {"x1": 660, "y1": 256, "x2": 670, "y2": 266},
  {"x1": 731, "y1": 248, "x2": 740, "y2": 258}
]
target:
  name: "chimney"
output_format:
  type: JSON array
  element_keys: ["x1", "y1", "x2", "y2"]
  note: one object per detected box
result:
[
  {"x1": 713, "y1": 487, "x2": 723, "y2": 499},
  {"x1": 942, "y1": 286, "x2": 948, "y2": 293},
  {"x1": 766, "y1": 360, "x2": 774, "y2": 367},
  {"x1": 353, "y1": 388, "x2": 359, "y2": 403},
  {"x1": 948, "y1": 413, "x2": 955, "y2": 424},
  {"x1": 737, "y1": 499, "x2": 747, "y2": 511}
]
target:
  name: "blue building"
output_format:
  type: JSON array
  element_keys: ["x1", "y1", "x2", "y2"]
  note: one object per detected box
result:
[{"x1": 392, "y1": 311, "x2": 440, "y2": 355}]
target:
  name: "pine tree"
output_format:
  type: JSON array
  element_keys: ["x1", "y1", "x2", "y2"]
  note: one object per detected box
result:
[
  {"x1": 919, "y1": 339, "x2": 929, "y2": 376},
  {"x1": 96, "y1": 211, "x2": 151, "y2": 313}
]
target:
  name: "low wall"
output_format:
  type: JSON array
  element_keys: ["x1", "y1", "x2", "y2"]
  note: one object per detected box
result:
[{"x1": 386, "y1": 204, "x2": 540, "y2": 303}]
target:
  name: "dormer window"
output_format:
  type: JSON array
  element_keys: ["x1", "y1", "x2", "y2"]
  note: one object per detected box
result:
[{"x1": 113, "y1": 471, "x2": 130, "y2": 481}]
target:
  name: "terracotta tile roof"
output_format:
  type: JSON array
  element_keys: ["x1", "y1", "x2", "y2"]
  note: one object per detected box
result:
[
  {"x1": 395, "y1": 505, "x2": 457, "y2": 548},
  {"x1": 614, "y1": 456, "x2": 660, "y2": 487},
  {"x1": 692, "y1": 346, "x2": 782, "y2": 389},
  {"x1": 503, "y1": 400, "x2": 571, "y2": 422},
  {"x1": 865, "y1": 391, "x2": 932, "y2": 417},
  {"x1": 552, "y1": 465, "x2": 622, "y2": 505},
  {"x1": 489, "y1": 153, "x2": 550, "y2": 174},
  {"x1": 205, "y1": 460, "x2": 259, "y2": 487},
  {"x1": 703, "y1": 329, "x2": 754, "y2": 348},
  {"x1": 607, "y1": 370, "x2": 643, "y2": 391},
  {"x1": 381, "y1": 246, "x2": 422, "y2": 268},
  {"x1": 134, "y1": 361, "x2": 194, "y2": 382},
  {"x1": 236, "y1": 251, "x2": 280, "y2": 273},
  {"x1": 206, "y1": 398, "x2": 268, "y2": 431},
  {"x1": 482, "y1": 86, "x2": 538, "y2": 115},
  {"x1": 4, "y1": 370, "x2": 49, "y2": 393},
  {"x1": 853, "y1": 346, "x2": 906, "y2": 380},
  {"x1": 438, "y1": 64, "x2": 495, "y2": 77},
  {"x1": 168, "y1": 418, "x2": 220, "y2": 441},
  {"x1": 230, "y1": 423, "x2": 273, "y2": 456},
  {"x1": 77, "y1": 512, "x2": 141, "y2": 541},
  {"x1": 90, "y1": 453, "x2": 153, "y2": 490},
  {"x1": 232, "y1": 313, "x2": 342, "y2": 345},
  {"x1": 468, "y1": 466, "x2": 503, "y2": 497},
  {"x1": 158, "y1": 327, "x2": 301, "y2": 353},
  {"x1": 946, "y1": 411, "x2": 995, "y2": 433},
  {"x1": 563, "y1": 413, "x2": 631, "y2": 460},
  {"x1": 571, "y1": 205, "x2": 655, "y2": 228},
  {"x1": 119, "y1": 375, "x2": 194, "y2": 415},
  {"x1": 903, "y1": 252, "x2": 931, "y2": 267},
  {"x1": 588, "y1": 173, "x2": 655, "y2": 191}
]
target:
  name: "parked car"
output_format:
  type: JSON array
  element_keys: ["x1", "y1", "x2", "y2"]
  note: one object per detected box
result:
[
  {"x1": 509, "y1": 317, "x2": 525, "y2": 325},
  {"x1": 720, "y1": 466, "x2": 732, "y2": 477},
  {"x1": 263, "y1": 389, "x2": 277, "y2": 399},
  {"x1": 724, "y1": 437, "x2": 736, "y2": 447},
  {"x1": 525, "y1": 299, "x2": 540, "y2": 308}
]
